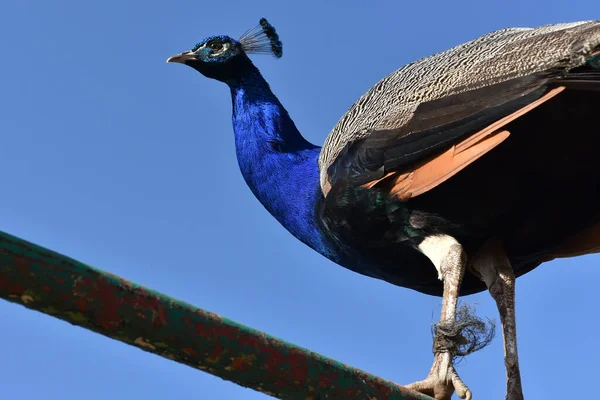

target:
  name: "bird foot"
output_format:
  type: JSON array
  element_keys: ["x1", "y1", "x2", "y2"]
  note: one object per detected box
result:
[{"x1": 405, "y1": 352, "x2": 472, "y2": 400}]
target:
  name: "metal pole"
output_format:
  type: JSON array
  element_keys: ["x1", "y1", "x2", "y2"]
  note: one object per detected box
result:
[{"x1": 0, "y1": 230, "x2": 431, "y2": 400}]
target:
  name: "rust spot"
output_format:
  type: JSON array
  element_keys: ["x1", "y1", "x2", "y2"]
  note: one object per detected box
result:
[
  {"x1": 229, "y1": 353, "x2": 256, "y2": 371},
  {"x1": 183, "y1": 348, "x2": 198, "y2": 356},
  {"x1": 119, "y1": 278, "x2": 133, "y2": 289}
]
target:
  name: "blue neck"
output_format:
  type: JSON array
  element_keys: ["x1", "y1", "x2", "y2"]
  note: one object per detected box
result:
[{"x1": 226, "y1": 64, "x2": 335, "y2": 258}]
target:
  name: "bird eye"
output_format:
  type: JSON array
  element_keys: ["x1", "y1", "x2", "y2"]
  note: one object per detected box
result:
[{"x1": 207, "y1": 41, "x2": 223, "y2": 51}]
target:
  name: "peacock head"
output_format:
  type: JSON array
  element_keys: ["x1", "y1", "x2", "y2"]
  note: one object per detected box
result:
[{"x1": 167, "y1": 18, "x2": 282, "y2": 82}]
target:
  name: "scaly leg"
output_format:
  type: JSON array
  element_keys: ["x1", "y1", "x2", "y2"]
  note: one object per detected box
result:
[
  {"x1": 469, "y1": 238, "x2": 524, "y2": 400},
  {"x1": 406, "y1": 235, "x2": 473, "y2": 400}
]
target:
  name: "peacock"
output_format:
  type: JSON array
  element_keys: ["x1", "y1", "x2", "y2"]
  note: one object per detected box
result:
[{"x1": 167, "y1": 18, "x2": 600, "y2": 400}]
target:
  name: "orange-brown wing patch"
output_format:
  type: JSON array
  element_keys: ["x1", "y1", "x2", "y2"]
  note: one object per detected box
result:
[
  {"x1": 391, "y1": 129, "x2": 510, "y2": 200},
  {"x1": 363, "y1": 86, "x2": 566, "y2": 201}
]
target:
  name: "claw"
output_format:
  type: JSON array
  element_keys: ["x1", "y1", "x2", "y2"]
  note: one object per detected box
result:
[{"x1": 451, "y1": 371, "x2": 472, "y2": 400}]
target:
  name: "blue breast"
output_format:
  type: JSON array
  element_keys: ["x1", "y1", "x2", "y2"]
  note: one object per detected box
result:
[{"x1": 225, "y1": 63, "x2": 442, "y2": 296}]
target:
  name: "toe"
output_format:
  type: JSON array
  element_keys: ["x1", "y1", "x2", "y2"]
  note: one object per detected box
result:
[
  {"x1": 451, "y1": 372, "x2": 472, "y2": 399},
  {"x1": 405, "y1": 379, "x2": 454, "y2": 400},
  {"x1": 405, "y1": 380, "x2": 435, "y2": 397}
]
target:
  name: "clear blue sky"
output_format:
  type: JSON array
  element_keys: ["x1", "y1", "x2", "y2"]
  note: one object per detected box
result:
[{"x1": 1, "y1": 1, "x2": 599, "y2": 399}]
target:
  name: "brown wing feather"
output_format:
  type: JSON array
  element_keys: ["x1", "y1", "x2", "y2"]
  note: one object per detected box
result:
[{"x1": 363, "y1": 86, "x2": 566, "y2": 200}]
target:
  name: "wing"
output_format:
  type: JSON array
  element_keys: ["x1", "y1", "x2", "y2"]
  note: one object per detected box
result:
[
  {"x1": 342, "y1": 83, "x2": 566, "y2": 200},
  {"x1": 319, "y1": 21, "x2": 600, "y2": 197}
]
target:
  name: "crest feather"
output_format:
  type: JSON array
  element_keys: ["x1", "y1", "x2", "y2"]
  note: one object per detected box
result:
[{"x1": 239, "y1": 18, "x2": 283, "y2": 58}]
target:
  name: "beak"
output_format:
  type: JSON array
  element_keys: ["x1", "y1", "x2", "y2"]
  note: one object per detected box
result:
[{"x1": 166, "y1": 51, "x2": 197, "y2": 64}]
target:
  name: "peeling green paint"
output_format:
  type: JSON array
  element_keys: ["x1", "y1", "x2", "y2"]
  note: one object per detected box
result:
[{"x1": 0, "y1": 229, "x2": 432, "y2": 400}]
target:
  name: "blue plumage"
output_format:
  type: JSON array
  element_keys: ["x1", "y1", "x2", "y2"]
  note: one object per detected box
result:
[
  {"x1": 166, "y1": 19, "x2": 414, "y2": 285},
  {"x1": 227, "y1": 65, "x2": 331, "y2": 257},
  {"x1": 164, "y1": 19, "x2": 471, "y2": 295}
]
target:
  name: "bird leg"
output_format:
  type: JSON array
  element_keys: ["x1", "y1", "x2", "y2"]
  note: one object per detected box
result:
[
  {"x1": 406, "y1": 235, "x2": 473, "y2": 400},
  {"x1": 469, "y1": 238, "x2": 524, "y2": 400}
]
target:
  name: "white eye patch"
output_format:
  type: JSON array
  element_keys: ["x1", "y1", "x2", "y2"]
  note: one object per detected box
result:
[{"x1": 209, "y1": 42, "x2": 230, "y2": 57}]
